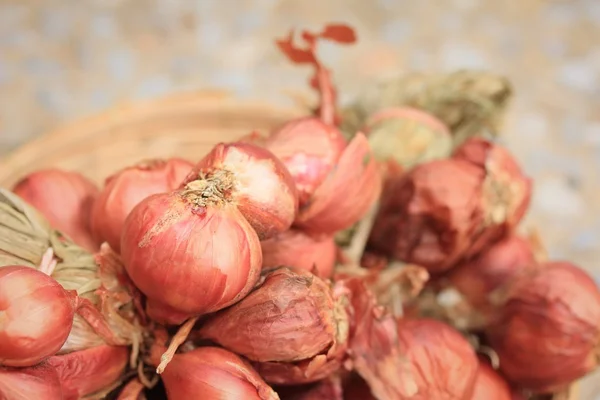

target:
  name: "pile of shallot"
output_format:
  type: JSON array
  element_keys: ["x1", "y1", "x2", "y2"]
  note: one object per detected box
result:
[{"x1": 1, "y1": 23, "x2": 598, "y2": 400}]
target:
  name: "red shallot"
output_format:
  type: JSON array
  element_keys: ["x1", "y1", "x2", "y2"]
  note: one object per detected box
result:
[
  {"x1": 470, "y1": 358, "x2": 512, "y2": 400},
  {"x1": 396, "y1": 318, "x2": 479, "y2": 399},
  {"x1": 182, "y1": 142, "x2": 298, "y2": 239},
  {"x1": 90, "y1": 158, "x2": 193, "y2": 252},
  {"x1": 13, "y1": 168, "x2": 99, "y2": 251},
  {"x1": 198, "y1": 267, "x2": 349, "y2": 384},
  {"x1": 0, "y1": 265, "x2": 124, "y2": 367},
  {"x1": 447, "y1": 234, "x2": 536, "y2": 311},
  {"x1": 260, "y1": 229, "x2": 336, "y2": 278},
  {"x1": 161, "y1": 346, "x2": 280, "y2": 400},
  {"x1": 120, "y1": 189, "x2": 262, "y2": 324},
  {"x1": 486, "y1": 261, "x2": 600, "y2": 393},
  {"x1": 0, "y1": 362, "x2": 62, "y2": 400}
]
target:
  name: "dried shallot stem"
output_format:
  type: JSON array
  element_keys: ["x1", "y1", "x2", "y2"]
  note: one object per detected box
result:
[
  {"x1": 156, "y1": 316, "x2": 199, "y2": 374},
  {"x1": 477, "y1": 345, "x2": 500, "y2": 370},
  {"x1": 38, "y1": 247, "x2": 57, "y2": 275},
  {"x1": 344, "y1": 201, "x2": 379, "y2": 265}
]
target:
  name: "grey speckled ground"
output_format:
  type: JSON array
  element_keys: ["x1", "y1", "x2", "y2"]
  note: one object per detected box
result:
[{"x1": 1, "y1": 0, "x2": 599, "y2": 397}]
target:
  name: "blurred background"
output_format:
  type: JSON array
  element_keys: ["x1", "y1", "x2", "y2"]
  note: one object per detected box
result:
[{"x1": 0, "y1": 0, "x2": 599, "y2": 397}]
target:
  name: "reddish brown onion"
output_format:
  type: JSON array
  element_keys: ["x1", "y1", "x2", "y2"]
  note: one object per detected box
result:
[
  {"x1": 199, "y1": 267, "x2": 349, "y2": 384},
  {"x1": 0, "y1": 362, "x2": 62, "y2": 400},
  {"x1": 121, "y1": 190, "x2": 262, "y2": 324},
  {"x1": 90, "y1": 158, "x2": 192, "y2": 252},
  {"x1": 265, "y1": 117, "x2": 347, "y2": 207},
  {"x1": 161, "y1": 346, "x2": 279, "y2": 400},
  {"x1": 48, "y1": 345, "x2": 129, "y2": 400},
  {"x1": 470, "y1": 359, "x2": 512, "y2": 400},
  {"x1": 397, "y1": 318, "x2": 479, "y2": 399},
  {"x1": 448, "y1": 235, "x2": 536, "y2": 310},
  {"x1": 261, "y1": 229, "x2": 336, "y2": 278},
  {"x1": 486, "y1": 261, "x2": 600, "y2": 393},
  {"x1": 369, "y1": 137, "x2": 531, "y2": 274},
  {"x1": 369, "y1": 158, "x2": 485, "y2": 273},
  {"x1": 182, "y1": 142, "x2": 298, "y2": 239},
  {"x1": 13, "y1": 169, "x2": 99, "y2": 251}
]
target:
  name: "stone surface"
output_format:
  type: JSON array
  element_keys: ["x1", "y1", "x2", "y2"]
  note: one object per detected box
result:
[{"x1": 0, "y1": 1, "x2": 599, "y2": 397}]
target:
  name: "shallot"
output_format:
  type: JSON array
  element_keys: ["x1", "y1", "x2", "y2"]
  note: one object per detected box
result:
[
  {"x1": 161, "y1": 346, "x2": 280, "y2": 400},
  {"x1": 198, "y1": 267, "x2": 349, "y2": 384},
  {"x1": 448, "y1": 234, "x2": 536, "y2": 311},
  {"x1": 396, "y1": 318, "x2": 479, "y2": 399},
  {"x1": 121, "y1": 189, "x2": 262, "y2": 324},
  {"x1": 90, "y1": 158, "x2": 193, "y2": 252},
  {"x1": 182, "y1": 142, "x2": 298, "y2": 239},
  {"x1": 13, "y1": 168, "x2": 99, "y2": 251},
  {"x1": 260, "y1": 229, "x2": 336, "y2": 278},
  {"x1": 0, "y1": 265, "x2": 123, "y2": 367},
  {"x1": 470, "y1": 358, "x2": 512, "y2": 400},
  {"x1": 486, "y1": 261, "x2": 600, "y2": 393}
]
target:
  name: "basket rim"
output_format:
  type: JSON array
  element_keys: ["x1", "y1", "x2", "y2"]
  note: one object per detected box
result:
[{"x1": 0, "y1": 89, "x2": 303, "y2": 182}]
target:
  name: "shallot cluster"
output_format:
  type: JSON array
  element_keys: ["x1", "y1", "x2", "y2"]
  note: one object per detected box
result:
[{"x1": 1, "y1": 22, "x2": 597, "y2": 400}]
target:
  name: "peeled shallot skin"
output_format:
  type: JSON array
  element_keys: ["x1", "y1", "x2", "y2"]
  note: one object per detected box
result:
[
  {"x1": 90, "y1": 158, "x2": 193, "y2": 252},
  {"x1": 161, "y1": 346, "x2": 279, "y2": 400},
  {"x1": 47, "y1": 345, "x2": 129, "y2": 400},
  {"x1": 182, "y1": 142, "x2": 298, "y2": 240},
  {"x1": 13, "y1": 168, "x2": 99, "y2": 251},
  {"x1": 0, "y1": 266, "x2": 76, "y2": 367},
  {"x1": 120, "y1": 190, "x2": 262, "y2": 322},
  {"x1": 486, "y1": 261, "x2": 600, "y2": 394}
]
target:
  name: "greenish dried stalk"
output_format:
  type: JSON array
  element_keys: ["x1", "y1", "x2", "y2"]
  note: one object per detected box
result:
[
  {"x1": 0, "y1": 188, "x2": 140, "y2": 357},
  {"x1": 341, "y1": 70, "x2": 513, "y2": 146}
]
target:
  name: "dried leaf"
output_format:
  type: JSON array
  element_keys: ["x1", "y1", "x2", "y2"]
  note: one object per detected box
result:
[{"x1": 320, "y1": 24, "x2": 357, "y2": 43}]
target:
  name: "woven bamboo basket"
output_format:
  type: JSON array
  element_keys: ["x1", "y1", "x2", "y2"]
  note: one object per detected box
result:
[{"x1": 0, "y1": 90, "x2": 580, "y2": 400}]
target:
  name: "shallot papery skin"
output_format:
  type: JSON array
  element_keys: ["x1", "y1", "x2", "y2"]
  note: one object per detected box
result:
[
  {"x1": 293, "y1": 133, "x2": 382, "y2": 235},
  {"x1": 265, "y1": 116, "x2": 347, "y2": 207},
  {"x1": 47, "y1": 345, "x2": 129, "y2": 400},
  {"x1": 182, "y1": 142, "x2": 298, "y2": 239},
  {"x1": 116, "y1": 379, "x2": 145, "y2": 400},
  {"x1": 448, "y1": 235, "x2": 536, "y2": 310},
  {"x1": 0, "y1": 266, "x2": 76, "y2": 367},
  {"x1": 260, "y1": 229, "x2": 336, "y2": 278},
  {"x1": 470, "y1": 359, "x2": 512, "y2": 400},
  {"x1": 369, "y1": 158, "x2": 485, "y2": 273},
  {"x1": 120, "y1": 190, "x2": 262, "y2": 322},
  {"x1": 0, "y1": 363, "x2": 63, "y2": 400},
  {"x1": 364, "y1": 106, "x2": 453, "y2": 168},
  {"x1": 486, "y1": 261, "x2": 600, "y2": 393},
  {"x1": 13, "y1": 168, "x2": 99, "y2": 251},
  {"x1": 161, "y1": 346, "x2": 280, "y2": 400},
  {"x1": 452, "y1": 137, "x2": 532, "y2": 257},
  {"x1": 90, "y1": 158, "x2": 193, "y2": 252},
  {"x1": 198, "y1": 267, "x2": 349, "y2": 384},
  {"x1": 396, "y1": 318, "x2": 479, "y2": 400}
]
